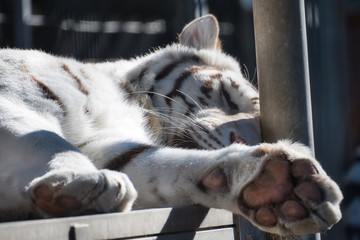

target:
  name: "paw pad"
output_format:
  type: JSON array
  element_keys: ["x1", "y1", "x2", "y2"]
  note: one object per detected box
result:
[
  {"x1": 33, "y1": 185, "x2": 83, "y2": 217},
  {"x1": 240, "y1": 157, "x2": 323, "y2": 228},
  {"x1": 28, "y1": 170, "x2": 137, "y2": 218}
]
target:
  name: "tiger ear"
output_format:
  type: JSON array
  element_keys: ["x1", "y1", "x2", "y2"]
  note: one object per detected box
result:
[{"x1": 179, "y1": 14, "x2": 220, "y2": 50}]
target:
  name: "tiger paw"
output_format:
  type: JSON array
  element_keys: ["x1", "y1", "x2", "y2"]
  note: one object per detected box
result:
[
  {"x1": 238, "y1": 142, "x2": 343, "y2": 236},
  {"x1": 26, "y1": 169, "x2": 137, "y2": 217}
]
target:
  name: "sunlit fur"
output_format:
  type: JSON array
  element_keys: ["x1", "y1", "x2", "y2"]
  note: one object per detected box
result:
[{"x1": 0, "y1": 15, "x2": 342, "y2": 237}]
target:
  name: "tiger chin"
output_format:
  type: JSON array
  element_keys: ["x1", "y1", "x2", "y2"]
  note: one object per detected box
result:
[{"x1": 0, "y1": 15, "x2": 342, "y2": 236}]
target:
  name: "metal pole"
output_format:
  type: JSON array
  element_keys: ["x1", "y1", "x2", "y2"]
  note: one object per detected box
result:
[{"x1": 252, "y1": 0, "x2": 319, "y2": 240}]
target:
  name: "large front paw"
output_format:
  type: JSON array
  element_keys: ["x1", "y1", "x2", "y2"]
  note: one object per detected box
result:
[
  {"x1": 26, "y1": 169, "x2": 137, "y2": 218},
  {"x1": 238, "y1": 142, "x2": 343, "y2": 236}
]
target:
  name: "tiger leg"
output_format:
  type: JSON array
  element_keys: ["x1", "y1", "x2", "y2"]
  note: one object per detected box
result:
[
  {"x1": 0, "y1": 106, "x2": 136, "y2": 220},
  {"x1": 200, "y1": 141, "x2": 343, "y2": 236},
  {"x1": 117, "y1": 142, "x2": 342, "y2": 236}
]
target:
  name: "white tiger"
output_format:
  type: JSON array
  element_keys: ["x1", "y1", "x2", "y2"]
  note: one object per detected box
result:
[{"x1": 0, "y1": 15, "x2": 342, "y2": 236}]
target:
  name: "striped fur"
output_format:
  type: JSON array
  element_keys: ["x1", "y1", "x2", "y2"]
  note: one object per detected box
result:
[
  {"x1": 0, "y1": 15, "x2": 342, "y2": 236},
  {"x1": 105, "y1": 145, "x2": 155, "y2": 170}
]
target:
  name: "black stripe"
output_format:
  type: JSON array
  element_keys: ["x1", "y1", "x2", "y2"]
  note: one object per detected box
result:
[
  {"x1": 201, "y1": 126, "x2": 225, "y2": 148},
  {"x1": 165, "y1": 74, "x2": 197, "y2": 113},
  {"x1": 132, "y1": 67, "x2": 148, "y2": 85},
  {"x1": 183, "y1": 98, "x2": 196, "y2": 113},
  {"x1": 189, "y1": 126, "x2": 216, "y2": 150},
  {"x1": 197, "y1": 181, "x2": 207, "y2": 193},
  {"x1": 119, "y1": 82, "x2": 134, "y2": 96},
  {"x1": 77, "y1": 140, "x2": 92, "y2": 149},
  {"x1": 62, "y1": 64, "x2": 89, "y2": 95},
  {"x1": 165, "y1": 70, "x2": 193, "y2": 106},
  {"x1": 148, "y1": 86, "x2": 155, "y2": 99},
  {"x1": 105, "y1": 145, "x2": 154, "y2": 170},
  {"x1": 155, "y1": 55, "x2": 200, "y2": 82},
  {"x1": 198, "y1": 97, "x2": 209, "y2": 106},
  {"x1": 170, "y1": 130, "x2": 202, "y2": 149},
  {"x1": 198, "y1": 74, "x2": 222, "y2": 100},
  {"x1": 200, "y1": 86, "x2": 212, "y2": 99},
  {"x1": 201, "y1": 79, "x2": 214, "y2": 99},
  {"x1": 164, "y1": 67, "x2": 217, "y2": 115},
  {"x1": 221, "y1": 83, "x2": 240, "y2": 111},
  {"x1": 215, "y1": 128, "x2": 223, "y2": 136},
  {"x1": 184, "y1": 110, "x2": 192, "y2": 117},
  {"x1": 22, "y1": 63, "x2": 65, "y2": 109}
]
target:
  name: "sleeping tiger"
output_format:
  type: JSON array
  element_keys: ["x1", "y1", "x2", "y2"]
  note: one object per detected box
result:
[{"x1": 0, "y1": 15, "x2": 342, "y2": 236}]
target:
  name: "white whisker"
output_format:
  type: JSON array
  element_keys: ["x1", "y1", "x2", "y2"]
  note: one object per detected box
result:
[
  {"x1": 176, "y1": 89, "x2": 204, "y2": 113},
  {"x1": 127, "y1": 89, "x2": 212, "y2": 148}
]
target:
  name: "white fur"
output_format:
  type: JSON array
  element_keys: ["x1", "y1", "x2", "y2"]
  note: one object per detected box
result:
[{"x1": 0, "y1": 15, "x2": 342, "y2": 236}]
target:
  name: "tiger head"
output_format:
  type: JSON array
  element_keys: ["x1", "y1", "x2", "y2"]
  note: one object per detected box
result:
[{"x1": 130, "y1": 15, "x2": 261, "y2": 149}]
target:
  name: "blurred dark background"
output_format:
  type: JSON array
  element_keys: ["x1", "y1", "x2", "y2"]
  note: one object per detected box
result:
[
  {"x1": 0, "y1": 0, "x2": 359, "y2": 239},
  {"x1": 0, "y1": 0, "x2": 256, "y2": 66}
]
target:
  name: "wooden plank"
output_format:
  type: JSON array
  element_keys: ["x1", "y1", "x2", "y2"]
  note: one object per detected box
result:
[
  {"x1": 130, "y1": 227, "x2": 236, "y2": 240},
  {"x1": 0, "y1": 206, "x2": 234, "y2": 240}
]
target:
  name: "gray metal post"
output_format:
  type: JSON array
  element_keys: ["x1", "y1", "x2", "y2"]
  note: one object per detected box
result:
[
  {"x1": 252, "y1": 0, "x2": 319, "y2": 240},
  {"x1": 13, "y1": 0, "x2": 32, "y2": 48}
]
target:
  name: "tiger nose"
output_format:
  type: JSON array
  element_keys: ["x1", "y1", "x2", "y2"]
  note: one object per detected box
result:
[{"x1": 230, "y1": 131, "x2": 247, "y2": 145}]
